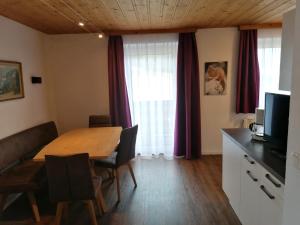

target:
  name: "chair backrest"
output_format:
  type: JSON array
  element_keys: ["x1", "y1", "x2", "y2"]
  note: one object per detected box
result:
[
  {"x1": 89, "y1": 115, "x2": 112, "y2": 128},
  {"x1": 45, "y1": 153, "x2": 95, "y2": 203},
  {"x1": 116, "y1": 125, "x2": 138, "y2": 166}
]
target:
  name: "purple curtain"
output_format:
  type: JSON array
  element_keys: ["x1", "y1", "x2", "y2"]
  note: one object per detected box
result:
[
  {"x1": 174, "y1": 32, "x2": 201, "y2": 159},
  {"x1": 236, "y1": 30, "x2": 260, "y2": 113},
  {"x1": 108, "y1": 36, "x2": 132, "y2": 128}
]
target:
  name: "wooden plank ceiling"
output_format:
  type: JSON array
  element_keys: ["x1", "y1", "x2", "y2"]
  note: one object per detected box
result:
[{"x1": 0, "y1": 0, "x2": 296, "y2": 34}]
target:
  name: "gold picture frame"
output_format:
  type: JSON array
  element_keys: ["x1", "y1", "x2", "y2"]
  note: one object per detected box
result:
[{"x1": 0, "y1": 60, "x2": 24, "y2": 102}]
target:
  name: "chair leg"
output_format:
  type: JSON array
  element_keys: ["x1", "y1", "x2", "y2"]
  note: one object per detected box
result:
[
  {"x1": 93, "y1": 199, "x2": 101, "y2": 216},
  {"x1": 0, "y1": 194, "x2": 8, "y2": 213},
  {"x1": 127, "y1": 162, "x2": 137, "y2": 187},
  {"x1": 86, "y1": 200, "x2": 98, "y2": 225},
  {"x1": 96, "y1": 190, "x2": 106, "y2": 214},
  {"x1": 55, "y1": 202, "x2": 65, "y2": 225},
  {"x1": 114, "y1": 169, "x2": 121, "y2": 203},
  {"x1": 26, "y1": 191, "x2": 40, "y2": 222},
  {"x1": 110, "y1": 169, "x2": 115, "y2": 179}
]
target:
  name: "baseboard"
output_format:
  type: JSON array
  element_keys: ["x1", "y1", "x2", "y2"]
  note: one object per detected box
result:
[{"x1": 202, "y1": 150, "x2": 222, "y2": 155}]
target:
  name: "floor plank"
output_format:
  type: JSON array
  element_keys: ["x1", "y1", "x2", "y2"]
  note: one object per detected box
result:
[{"x1": 0, "y1": 156, "x2": 241, "y2": 225}]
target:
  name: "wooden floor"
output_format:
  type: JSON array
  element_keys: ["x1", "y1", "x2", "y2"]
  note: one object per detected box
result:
[{"x1": 0, "y1": 156, "x2": 241, "y2": 225}]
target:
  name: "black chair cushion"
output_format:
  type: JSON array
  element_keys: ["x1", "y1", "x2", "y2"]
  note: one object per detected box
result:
[{"x1": 94, "y1": 152, "x2": 117, "y2": 169}]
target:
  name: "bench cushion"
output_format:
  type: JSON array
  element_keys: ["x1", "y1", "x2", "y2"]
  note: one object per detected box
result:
[
  {"x1": 0, "y1": 160, "x2": 45, "y2": 193},
  {"x1": 0, "y1": 121, "x2": 58, "y2": 173}
]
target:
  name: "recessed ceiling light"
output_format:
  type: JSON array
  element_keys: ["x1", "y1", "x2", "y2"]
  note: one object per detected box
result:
[
  {"x1": 78, "y1": 22, "x2": 85, "y2": 27},
  {"x1": 98, "y1": 33, "x2": 104, "y2": 38}
]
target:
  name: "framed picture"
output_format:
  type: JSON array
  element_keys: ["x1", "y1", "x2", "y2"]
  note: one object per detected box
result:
[
  {"x1": 204, "y1": 61, "x2": 228, "y2": 95},
  {"x1": 0, "y1": 60, "x2": 24, "y2": 102}
]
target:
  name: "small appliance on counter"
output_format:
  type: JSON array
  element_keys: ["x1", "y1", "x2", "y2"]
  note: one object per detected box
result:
[{"x1": 250, "y1": 108, "x2": 265, "y2": 141}]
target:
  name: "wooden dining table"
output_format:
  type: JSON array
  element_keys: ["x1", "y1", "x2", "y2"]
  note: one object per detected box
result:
[{"x1": 34, "y1": 127, "x2": 122, "y2": 160}]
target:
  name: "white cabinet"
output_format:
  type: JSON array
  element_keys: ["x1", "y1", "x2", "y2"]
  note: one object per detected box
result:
[
  {"x1": 279, "y1": 9, "x2": 296, "y2": 91},
  {"x1": 222, "y1": 135, "x2": 243, "y2": 217},
  {"x1": 222, "y1": 134, "x2": 284, "y2": 225}
]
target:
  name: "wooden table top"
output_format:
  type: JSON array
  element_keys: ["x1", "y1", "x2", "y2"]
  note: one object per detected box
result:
[{"x1": 34, "y1": 127, "x2": 122, "y2": 160}]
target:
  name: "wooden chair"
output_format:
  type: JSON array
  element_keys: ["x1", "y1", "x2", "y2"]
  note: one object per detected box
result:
[
  {"x1": 94, "y1": 125, "x2": 138, "y2": 203},
  {"x1": 45, "y1": 153, "x2": 106, "y2": 225},
  {"x1": 89, "y1": 115, "x2": 112, "y2": 128}
]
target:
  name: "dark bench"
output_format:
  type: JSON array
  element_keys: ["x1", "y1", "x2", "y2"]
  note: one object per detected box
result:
[{"x1": 0, "y1": 121, "x2": 58, "y2": 222}]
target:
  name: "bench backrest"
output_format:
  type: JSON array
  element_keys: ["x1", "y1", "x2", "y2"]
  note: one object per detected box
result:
[{"x1": 0, "y1": 121, "x2": 58, "y2": 173}]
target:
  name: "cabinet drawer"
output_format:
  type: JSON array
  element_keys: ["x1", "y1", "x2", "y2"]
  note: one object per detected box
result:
[{"x1": 261, "y1": 168, "x2": 284, "y2": 198}]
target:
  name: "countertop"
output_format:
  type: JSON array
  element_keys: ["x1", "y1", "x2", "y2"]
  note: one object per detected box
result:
[{"x1": 221, "y1": 128, "x2": 286, "y2": 184}]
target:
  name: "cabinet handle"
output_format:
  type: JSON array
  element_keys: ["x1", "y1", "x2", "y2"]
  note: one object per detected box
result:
[
  {"x1": 244, "y1": 155, "x2": 255, "y2": 164},
  {"x1": 246, "y1": 170, "x2": 258, "y2": 182},
  {"x1": 265, "y1": 174, "x2": 281, "y2": 188},
  {"x1": 260, "y1": 185, "x2": 275, "y2": 200}
]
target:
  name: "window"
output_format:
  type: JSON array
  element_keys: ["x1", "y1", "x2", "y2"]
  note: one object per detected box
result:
[
  {"x1": 123, "y1": 34, "x2": 178, "y2": 157},
  {"x1": 257, "y1": 29, "x2": 282, "y2": 108}
]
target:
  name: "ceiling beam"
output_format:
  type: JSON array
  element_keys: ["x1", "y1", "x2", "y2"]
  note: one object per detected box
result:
[
  {"x1": 104, "y1": 22, "x2": 283, "y2": 36},
  {"x1": 239, "y1": 23, "x2": 282, "y2": 30},
  {"x1": 104, "y1": 27, "x2": 198, "y2": 35}
]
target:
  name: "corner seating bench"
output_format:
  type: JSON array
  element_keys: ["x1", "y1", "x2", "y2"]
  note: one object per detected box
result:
[{"x1": 0, "y1": 121, "x2": 58, "y2": 222}]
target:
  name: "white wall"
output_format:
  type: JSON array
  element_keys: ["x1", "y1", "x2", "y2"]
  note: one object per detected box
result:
[
  {"x1": 43, "y1": 29, "x2": 247, "y2": 152},
  {"x1": 279, "y1": 9, "x2": 296, "y2": 91},
  {"x1": 44, "y1": 34, "x2": 109, "y2": 133},
  {"x1": 196, "y1": 28, "x2": 249, "y2": 154},
  {"x1": 282, "y1": 2, "x2": 300, "y2": 224},
  {"x1": 0, "y1": 16, "x2": 52, "y2": 139}
]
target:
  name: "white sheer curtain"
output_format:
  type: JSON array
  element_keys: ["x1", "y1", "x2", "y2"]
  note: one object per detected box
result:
[
  {"x1": 258, "y1": 29, "x2": 282, "y2": 108},
  {"x1": 123, "y1": 34, "x2": 178, "y2": 157}
]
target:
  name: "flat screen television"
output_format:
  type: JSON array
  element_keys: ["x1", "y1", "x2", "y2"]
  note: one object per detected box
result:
[{"x1": 264, "y1": 92, "x2": 290, "y2": 152}]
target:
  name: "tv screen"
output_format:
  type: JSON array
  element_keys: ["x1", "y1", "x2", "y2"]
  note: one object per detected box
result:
[{"x1": 264, "y1": 93, "x2": 290, "y2": 151}]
